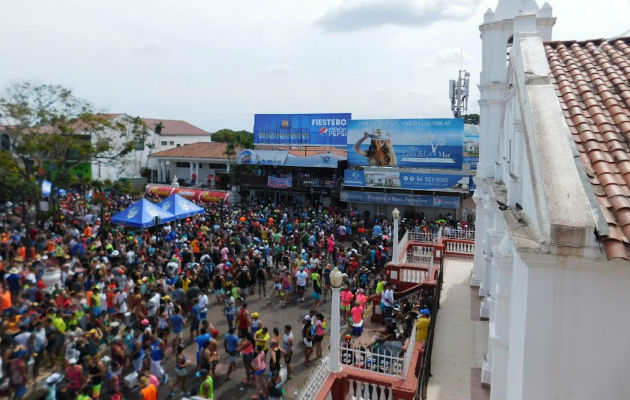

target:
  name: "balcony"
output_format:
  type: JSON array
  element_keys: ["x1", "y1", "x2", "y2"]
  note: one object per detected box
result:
[{"x1": 300, "y1": 224, "x2": 475, "y2": 400}]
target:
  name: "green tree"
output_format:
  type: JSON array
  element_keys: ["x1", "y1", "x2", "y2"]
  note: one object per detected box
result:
[
  {"x1": 0, "y1": 82, "x2": 149, "y2": 222},
  {"x1": 464, "y1": 114, "x2": 480, "y2": 125},
  {"x1": 211, "y1": 128, "x2": 253, "y2": 158}
]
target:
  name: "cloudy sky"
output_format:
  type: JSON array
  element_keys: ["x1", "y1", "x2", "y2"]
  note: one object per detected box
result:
[{"x1": 1, "y1": 0, "x2": 628, "y2": 132}]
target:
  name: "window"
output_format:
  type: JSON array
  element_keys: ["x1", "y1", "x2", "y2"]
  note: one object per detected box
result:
[
  {"x1": 207, "y1": 163, "x2": 227, "y2": 169},
  {"x1": 0, "y1": 134, "x2": 9, "y2": 151},
  {"x1": 169, "y1": 141, "x2": 174, "y2": 145},
  {"x1": 135, "y1": 140, "x2": 144, "y2": 151},
  {"x1": 176, "y1": 162, "x2": 190, "y2": 168},
  {"x1": 177, "y1": 144, "x2": 180, "y2": 147},
  {"x1": 161, "y1": 141, "x2": 168, "y2": 146}
]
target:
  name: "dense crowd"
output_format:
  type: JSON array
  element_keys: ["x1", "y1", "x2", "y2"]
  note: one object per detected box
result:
[{"x1": 0, "y1": 189, "x2": 469, "y2": 400}]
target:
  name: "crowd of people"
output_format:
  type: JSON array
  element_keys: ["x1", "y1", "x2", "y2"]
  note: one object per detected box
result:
[{"x1": 0, "y1": 188, "x2": 469, "y2": 400}]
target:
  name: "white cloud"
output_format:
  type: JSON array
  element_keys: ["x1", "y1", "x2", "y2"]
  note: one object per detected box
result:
[
  {"x1": 318, "y1": 0, "x2": 482, "y2": 32},
  {"x1": 260, "y1": 64, "x2": 293, "y2": 75},
  {"x1": 434, "y1": 49, "x2": 473, "y2": 66},
  {"x1": 135, "y1": 39, "x2": 167, "y2": 55}
]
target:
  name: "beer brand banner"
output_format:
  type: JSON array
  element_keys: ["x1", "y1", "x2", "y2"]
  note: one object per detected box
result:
[
  {"x1": 267, "y1": 176, "x2": 293, "y2": 188},
  {"x1": 254, "y1": 113, "x2": 351, "y2": 146},
  {"x1": 145, "y1": 185, "x2": 230, "y2": 203}
]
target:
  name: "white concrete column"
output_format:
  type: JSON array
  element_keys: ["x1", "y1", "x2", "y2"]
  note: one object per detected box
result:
[
  {"x1": 471, "y1": 181, "x2": 487, "y2": 286},
  {"x1": 157, "y1": 161, "x2": 163, "y2": 182},
  {"x1": 329, "y1": 286, "x2": 342, "y2": 373},
  {"x1": 189, "y1": 162, "x2": 193, "y2": 180},
  {"x1": 392, "y1": 212, "x2": 400, "y2": 264},
  {"x1": 195, "y1": 162, "x2": 199, "y2": 177}
]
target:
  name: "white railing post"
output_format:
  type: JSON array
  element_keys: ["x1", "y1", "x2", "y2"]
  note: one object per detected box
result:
[{"x1": 403, "y1": 323, "x2": 417, "y2": 375}]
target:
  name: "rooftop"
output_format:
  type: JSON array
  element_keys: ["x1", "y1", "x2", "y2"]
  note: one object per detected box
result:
[
  {"x1": 151, "y1": 142, "x2": 232, "y2": 159},
  {"x1": 104, "y1": 114, "x2": 210, "y2": 136},
  {"x1": 545, "y1": 37, "x2": 630, "y2": 260}
]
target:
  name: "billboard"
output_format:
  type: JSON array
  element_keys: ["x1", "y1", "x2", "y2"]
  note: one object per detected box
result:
[
  {"x1": 344, "y1": 169, "x2": 472, "y2": 191},
  {"x1": 254, "y1": 113, "x2": 351, "y2": 146},
  {"x1": 236, "y1": 150, "x2": 288, "y2": 165},
  {"x1": 340, "y1": 191, "x2": 460, "y2": 209},
  {"x1": 463, "y1": 124, "x2": 479, "y2": 171},
  {"x1": 347, "y1": 118, "x2": 464, "y2": 169}
]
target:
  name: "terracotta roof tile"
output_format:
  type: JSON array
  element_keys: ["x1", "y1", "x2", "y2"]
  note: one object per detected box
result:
[
  {"x1": 151, "y1": 142, "x2": 232, "y2": 159},
  {"x1": 545, "y1": 38, "x2": 630, "y2": 260}
]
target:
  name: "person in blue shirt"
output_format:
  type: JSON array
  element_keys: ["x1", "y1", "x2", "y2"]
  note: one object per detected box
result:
[
  {"x1": 373, "y1": 224, "x2": 382, "y2": 237},
  {"x1": 170, "y1": 305, "x2": 185, "y2": 349},
  {"x1": 149, "y1": 335, "x2": 167, "y2": 384},
  {"x1": 195, "y1": 327, "x2": 211, "y2": 366},
  {"x1": 224, "y1": 328, "x2": 240, "y2": 380},
  {"x1": 189, "y1": 302, "x2": 201, "y2": 345}
]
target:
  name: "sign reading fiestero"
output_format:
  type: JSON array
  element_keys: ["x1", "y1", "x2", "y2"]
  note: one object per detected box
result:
[{"x1": 254, "y1": 113, "x2": 351, "y2": 146}]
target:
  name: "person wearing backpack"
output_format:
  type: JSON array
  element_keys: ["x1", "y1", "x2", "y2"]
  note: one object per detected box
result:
[{"x1": 267, "y1": 371, "x2": 284, "y2": 400}]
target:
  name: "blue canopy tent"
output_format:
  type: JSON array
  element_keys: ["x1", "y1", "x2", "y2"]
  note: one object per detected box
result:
[
  {"x1": 111, "y1": 198, "x2": 176, "y2": 228},
  {"x1": 157, "y1": 194, "x2": 205, "y2": 220}
]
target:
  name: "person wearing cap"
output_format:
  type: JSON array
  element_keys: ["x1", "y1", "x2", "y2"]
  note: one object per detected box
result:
[
  {"x1": 416, "y1": 308, "x2": 431, "y2": 345},
  {"x1": 196, "y1": 368, "x2": 214, "y2": 399},
  {"x1": 322, "y1": 264, "x2": 332, "y2": 302},
  {"x1": 65, "y1": 357, "x2": 84, "y2": 398},
  {"x1": 5, "y1": 267, "x2": 21, "y2": 304},
  {"x1": 250, "y1": 312, "x2": 262, "y2": 338}
]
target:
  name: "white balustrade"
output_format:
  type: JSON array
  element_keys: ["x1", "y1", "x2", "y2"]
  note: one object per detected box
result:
[
  {"x1": 340, "y1": 344, "x2": 405, "y2": 376},
  {"x1": 299, "y1": 355, "x2": 332, "y2": 400},
  {"x1": 445, "y1": 240, "x2": 475, "y2": 255},
  {"x1": 346, "y1": 379, "x2": 394, "y2": 400},
  {"x1": 400, "y1": 268, "x2": 427, "y2": 283},
  {"x1": 403, "y1": 323, "x2": 417, "y2": 375},
  {"x1": 442, "y1": 228, "x2": 475, "y2": 240}
]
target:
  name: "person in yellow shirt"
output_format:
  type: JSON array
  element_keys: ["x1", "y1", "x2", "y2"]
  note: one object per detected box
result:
[
  {"x1": 416, "y1": 309, "x2": 431, "y2": 344},
  {"x1": 254, "y1": 327, "x2": 270, "y2": 352}
]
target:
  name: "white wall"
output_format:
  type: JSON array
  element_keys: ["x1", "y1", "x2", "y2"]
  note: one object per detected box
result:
[{"x1": 503, "y1": 252, "x2": 630, "y2": 400}]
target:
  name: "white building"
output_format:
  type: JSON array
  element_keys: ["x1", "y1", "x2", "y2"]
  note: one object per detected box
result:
[
  {"x1": 473, "y1": 1, "x2": 630, "y2": 399},
  {"x1": 92, "y1": 114, "x2": 212, "y2": 181}
]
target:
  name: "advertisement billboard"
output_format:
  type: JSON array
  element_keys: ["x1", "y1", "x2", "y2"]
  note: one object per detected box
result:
[
  {"x1": 347, "y1": 118, "x2": 464, "y2": 169},
  {"x1": 344, "y1": 169, "x2": 472, "y2": 191},
  {"x1": 340, "y1": 191, "x2": 460, "y2": 209},
  {"x1": 463, "y1": 124, "x2": 479, "y2": 171},
  {"x1": 236, "y1": 150, "x2": 288, "y2": 165},
  {"x1": 254, "y1": 113, "x2": 351, "y2": 146}
]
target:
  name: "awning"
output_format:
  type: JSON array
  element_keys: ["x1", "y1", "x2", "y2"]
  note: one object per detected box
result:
[
  {"x1": 236, "y1": 150, "x2": 288, "y2": 165},
  {"x1": 156, "y1": 194, "x2": 205, "y2": 219},
  {"x1": 111, "y1": 198, "x2": 176, "y2": 228},
  {"x1": 284, "y1": 152, "x2": 344, "y2": 168}
]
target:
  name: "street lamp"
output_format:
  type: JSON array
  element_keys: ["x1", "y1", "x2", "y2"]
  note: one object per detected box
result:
[
  {"x1": 392, "y1": 208, "x2": 400, "y2": 264},
  {"x1": 329, "y1": 266, "x2": 346, "y2": 373}
]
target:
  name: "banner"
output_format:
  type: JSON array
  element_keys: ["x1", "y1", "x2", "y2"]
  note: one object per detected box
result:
[
  {"x1": 399, "y1": 172, "x2": 470, "y2": 191},
  {"x1": 254, "y1": 113, "x2": 351, "y2": 146},
  {"x1": 344, "y1": 170, "x2": 472, "y2": 191},
  {"x1": 344, "y1": 170, "x2": 365, "y2": 186},
  {"x1": 267, "y1": 176, "x2": 292, "y2": 188},
  {"x1": 237, "y1": 150, "x2": 288, "y2": 165},
  {"x1": 347, "y1": 118, "x2": 464, "y2": 169},
  {"x1": 340, "y1": 191, "x2": 460, "y2": 209},
  {"x1": 463, "y1": 124, "x2": 479, "y2": 171},
  {"x1": 301, "y1": 178, "x2": 321, "y2": 187},
  {"x1": 145, "y1": 185, "x2": 230, "y2": 203}
]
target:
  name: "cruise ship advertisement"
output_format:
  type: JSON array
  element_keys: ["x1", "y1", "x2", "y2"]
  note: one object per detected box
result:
[{"x1": 347, "y1": 118, "x2": 464, "y2": 169}]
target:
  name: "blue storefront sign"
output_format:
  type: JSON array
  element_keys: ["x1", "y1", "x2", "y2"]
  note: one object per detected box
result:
[
  {"x1": 344, "y1": 170, "x2": 366, "y2": 187},
  {"x1": 399, "y1": 172, "x2": 471, "y2": 191},
  {"x1": 254, "y1": 113, "x2": 351, "y2": 146},
  {"x1": 347, "y1": 118, "x2": 464, "y2": 169},
  {"x1": 340, "y1": 191, "x2": 460, "y2": 209}
]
